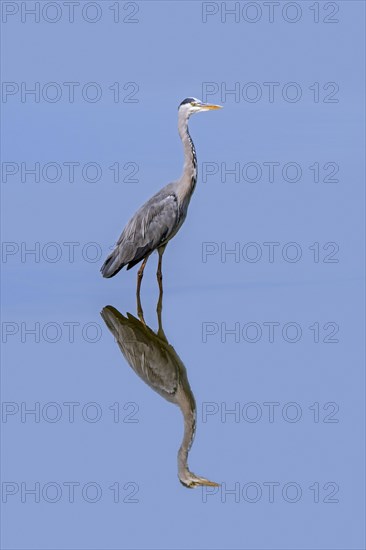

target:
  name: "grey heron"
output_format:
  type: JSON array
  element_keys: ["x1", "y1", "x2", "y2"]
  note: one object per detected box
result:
[
  {"x1": 101, "y1": 299, "x2": 219, "y2": 488},
  {"x1": 101, "y1": 98, "x2": 222, "y2": 301}
]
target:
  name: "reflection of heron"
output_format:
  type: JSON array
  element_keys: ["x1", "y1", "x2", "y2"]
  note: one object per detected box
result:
[
  {"x1": 101, "y1": 299, "x2": 219, "y2": 488},
  {"x1": 101, "y1": 98, "x2": 222, "y2": 309}
]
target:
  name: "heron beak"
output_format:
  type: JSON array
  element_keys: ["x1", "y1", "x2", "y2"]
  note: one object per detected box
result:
[{"x1": 201, "y1": 103, "x2": 223, "y2": 110}]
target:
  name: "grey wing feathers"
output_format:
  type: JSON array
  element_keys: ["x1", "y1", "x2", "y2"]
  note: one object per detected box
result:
[
  {"x1": 101, "y1": 185, "x2": 179, "y2": 278},
  {"x1": 101, "y1": 307, "x2": 179, "y2": 398}
]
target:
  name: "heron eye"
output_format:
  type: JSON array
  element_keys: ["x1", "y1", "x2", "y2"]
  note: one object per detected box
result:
[{"x1": 191, "y1": 102, "x2": 197, "y2": 106}]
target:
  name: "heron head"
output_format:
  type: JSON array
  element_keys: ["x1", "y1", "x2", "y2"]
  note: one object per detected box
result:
[{"x1": 178, "y1": 97, "x2": 222, "y2": 117}]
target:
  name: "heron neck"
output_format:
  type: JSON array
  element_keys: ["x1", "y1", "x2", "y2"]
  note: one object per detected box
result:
[{"x1": 177, "y1": 115, "x2": 197, "y2": 201}]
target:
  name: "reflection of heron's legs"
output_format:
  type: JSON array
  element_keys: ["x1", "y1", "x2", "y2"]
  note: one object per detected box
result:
[
  {"x1": 137, "y1": 298, "x2": 146, "y2": 325},
  {"x1": 136, "y1": 257, "x2": 148, "y2": 323}
]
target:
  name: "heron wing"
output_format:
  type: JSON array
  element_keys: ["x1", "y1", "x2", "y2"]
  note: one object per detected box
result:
[{"x1": 101, "y1": 185, "x2": 179, "y2": 277}]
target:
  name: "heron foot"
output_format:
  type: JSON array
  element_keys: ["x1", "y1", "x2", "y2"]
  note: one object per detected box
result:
[{"x1": 136, "y1": 296, "x2": 146, "y2": 325}]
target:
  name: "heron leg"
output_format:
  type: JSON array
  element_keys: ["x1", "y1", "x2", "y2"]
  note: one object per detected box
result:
[
  {"x1": 156, "y1": 246, "x2": 166, "y2": 315},
  {"x1": 136, "y1": 257, "x2": 148, "y2": 324},
  {"x1": 156, "y1": 283, "x2": 164, "y2": 333}
]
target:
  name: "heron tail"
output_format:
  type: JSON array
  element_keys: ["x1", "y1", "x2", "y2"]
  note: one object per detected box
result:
[{"x1": 100, "y1": 249, "x2": 125, "y2": 278}]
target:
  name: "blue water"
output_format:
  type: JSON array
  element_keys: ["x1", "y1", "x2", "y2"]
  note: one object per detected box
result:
[{"x1": 1, "y1": 1, "x2": 365, "y2": 549}]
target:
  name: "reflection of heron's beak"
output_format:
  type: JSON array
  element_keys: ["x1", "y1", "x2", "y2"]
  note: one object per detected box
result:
[
  {"x1": 198, "y1": 478, "x2": 220, "y2": 487},
  {"x1": 201, "y1": 103, "x2": 223, "y2": 111},
  {"x1": 179, "y1": 472, "x2": 220, "y2": 488}
]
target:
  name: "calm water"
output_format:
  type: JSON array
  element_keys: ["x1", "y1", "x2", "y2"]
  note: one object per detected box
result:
[{"x1": 2, "y1": 2, "x2": 365, "y2": 549}]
